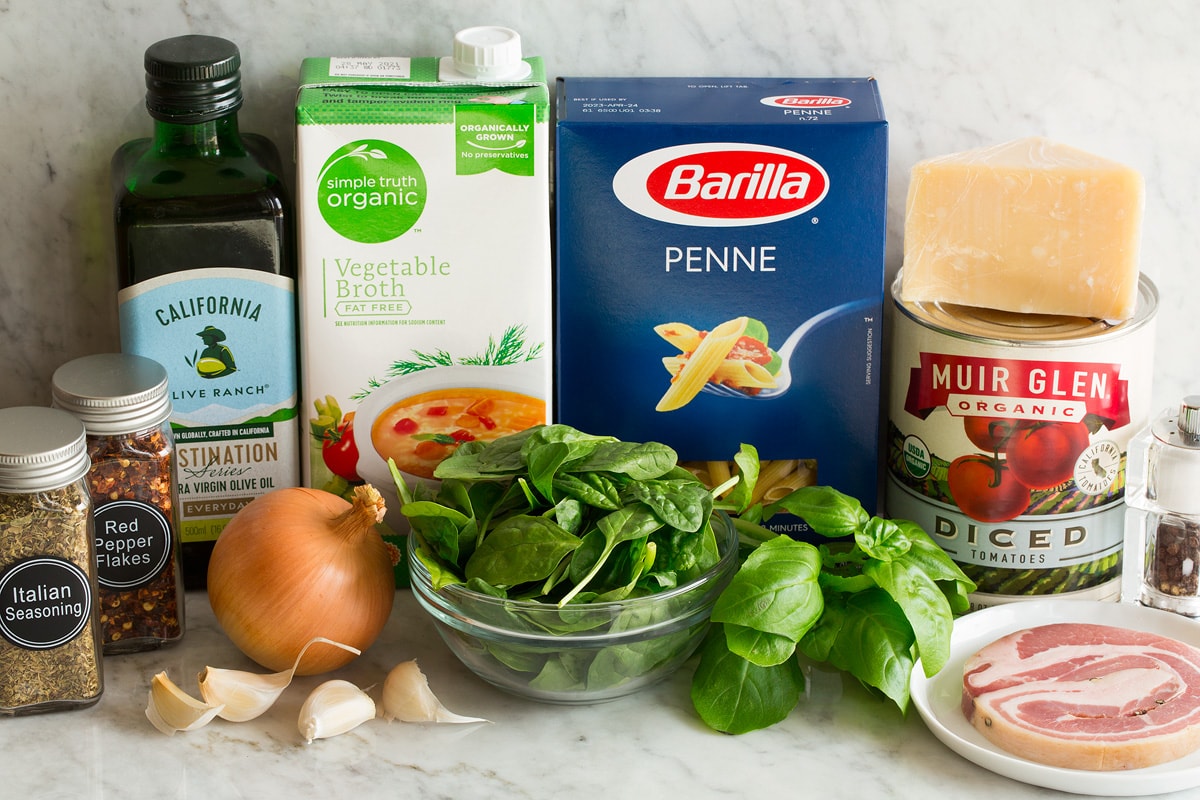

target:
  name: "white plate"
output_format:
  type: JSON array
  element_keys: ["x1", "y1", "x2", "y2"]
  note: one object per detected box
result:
[{"x1": 911, "y1": 600, "x2": 1200, "y2": 796}]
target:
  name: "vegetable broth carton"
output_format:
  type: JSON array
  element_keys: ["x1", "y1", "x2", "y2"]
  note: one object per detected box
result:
[
  {"x1": 555, "y1": 77, "x2": 887, "y2": 527},
  {"x1": 295, "y1": 29, "x2": 552, "y2": 572}
]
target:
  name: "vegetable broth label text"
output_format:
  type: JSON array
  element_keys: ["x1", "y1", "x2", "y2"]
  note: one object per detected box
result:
[{"x1": 118, "y1": 268, "x2": 300, "y2": 543}]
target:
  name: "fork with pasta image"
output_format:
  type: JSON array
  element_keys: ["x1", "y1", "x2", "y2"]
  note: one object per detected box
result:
[
  {"x1": 655, "y1": 300, "x2": 873, "y2": 411},
  {"x1": 654, "y1": 316, "x2": 779, "y2": 411}
]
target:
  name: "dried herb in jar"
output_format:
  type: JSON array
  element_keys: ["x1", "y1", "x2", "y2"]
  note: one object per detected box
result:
[
  {"x1": 52, "y1": 353, "x2": 185, "y2": 653},
  {"x1": 0, "y1": 407, "x2": 104, "y2": 715}
]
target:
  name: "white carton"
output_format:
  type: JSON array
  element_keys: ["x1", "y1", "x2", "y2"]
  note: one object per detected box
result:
[{"x1": 295, "y1": 31, "x2": 552, "y2": 578}]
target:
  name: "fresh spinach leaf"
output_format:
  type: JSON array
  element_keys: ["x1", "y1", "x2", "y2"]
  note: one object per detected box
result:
[
  {"x1": 465, "y1": 515, "x2": 581, "y2": 587},
  {"x1": 569, "y1": 440, "x2": 678, "y2": 480},
  {"x1": 561, "y1": 505, "x2": 664, "y2": 604},
  {"x1": 553, "y1": 471, "x2": 622, "y2": 510},
  {"x1": 628, "y1": 478, "x2": 712, "y2": 533},
  {"x1": 526, "y1": 440, "x2": 571, "y2": 502}
]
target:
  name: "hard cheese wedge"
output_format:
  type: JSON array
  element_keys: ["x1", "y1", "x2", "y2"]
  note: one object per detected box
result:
[{"x1": 900, "y1": 137, "x2": 1144, "y2": 320}]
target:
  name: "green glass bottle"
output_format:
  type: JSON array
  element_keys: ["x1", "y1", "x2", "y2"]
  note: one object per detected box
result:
[{"x1": 112, "y1": 35, "x2": 300, "y2": 590}]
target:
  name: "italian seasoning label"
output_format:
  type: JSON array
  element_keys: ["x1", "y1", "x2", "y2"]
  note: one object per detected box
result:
[
  {"x1": 0, "y1": 558, "x2": 93, "y2": 650},
  {"x1": 118, "y1": 267, "x2": 300, "y2": 543}
]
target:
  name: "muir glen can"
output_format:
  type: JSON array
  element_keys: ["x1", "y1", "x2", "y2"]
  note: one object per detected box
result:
[{"x1": 885, "y1": 274, "x2": 1157, "y2": 610}]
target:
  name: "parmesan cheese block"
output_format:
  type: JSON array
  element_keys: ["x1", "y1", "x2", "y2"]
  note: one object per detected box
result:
[{"x1": 900, "y1": 137, "x2": 1144, "y2": 320}]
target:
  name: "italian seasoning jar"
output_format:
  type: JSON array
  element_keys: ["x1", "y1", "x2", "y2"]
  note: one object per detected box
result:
[
  {"x1": 0, "y1": 406, "x2": 103, "y2": 714},
  {"x1": 52, "y1": 353, "x2": 184, "y2": 653}
]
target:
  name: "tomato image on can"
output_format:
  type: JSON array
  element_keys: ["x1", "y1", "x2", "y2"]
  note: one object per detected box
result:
[{"x1": 885, "y1": 276, "x2": 1157, "y2": 609}]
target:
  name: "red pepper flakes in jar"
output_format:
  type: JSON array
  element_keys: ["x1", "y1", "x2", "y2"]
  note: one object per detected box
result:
[{"x1": 51, "y1": 354, "x2": 185, "y2": 654}]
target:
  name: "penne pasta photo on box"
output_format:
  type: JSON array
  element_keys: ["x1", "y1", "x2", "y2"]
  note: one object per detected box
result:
[{"x1": 554, "y1": 77, "x2": 887, "y2": 529}]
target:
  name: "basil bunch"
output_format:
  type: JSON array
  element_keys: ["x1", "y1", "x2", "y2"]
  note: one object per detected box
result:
[{"x1": 693, "y1": 444, "x2": 976, "y2": 734}]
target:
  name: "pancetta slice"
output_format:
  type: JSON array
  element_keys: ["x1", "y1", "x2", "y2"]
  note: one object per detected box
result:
[{"x1": 962, "y1": 622, "x2": 1200, "y2": 770}]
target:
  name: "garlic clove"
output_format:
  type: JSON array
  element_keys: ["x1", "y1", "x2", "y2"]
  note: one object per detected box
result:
[
  {"x1": 146, "y1": 671, "x2": 226, "y2": 736},
  {"x1": 198, "y1": 666, "x2": 293, "y2": 723},
  {"x1": 297, "y1": 679, "x2": 377, "y2": 744},
  {"x1": 199, "y1": 636, "x2": 361, "y2": 722},
  {"x1": 381, "y1": 660, "x2": 489, "y2": 724}
]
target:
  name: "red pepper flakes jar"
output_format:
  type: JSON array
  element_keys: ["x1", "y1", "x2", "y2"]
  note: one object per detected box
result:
[{"x1": 52, "y1": 353, "x2": 185, "y2": 653}]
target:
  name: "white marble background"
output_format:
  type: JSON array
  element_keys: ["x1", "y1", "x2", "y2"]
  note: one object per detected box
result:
[{"x1": 0, "y1": 0, "x2": 1194, "y2": 414}]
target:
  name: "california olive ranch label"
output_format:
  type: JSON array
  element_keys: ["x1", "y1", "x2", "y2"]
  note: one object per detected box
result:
[{"x1": 118, "y1": 266, "x2": 300, "y2": 544}]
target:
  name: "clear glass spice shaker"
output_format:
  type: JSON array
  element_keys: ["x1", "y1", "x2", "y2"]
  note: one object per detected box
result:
[
  {"x1": 1122, "y1": 395, "x2": 1200, "y2": 616},
  {"x1": 52, "y1": 353, "x2": 185, "y2": 653},
  {"x1": 0, "y1": 406, "x2": 104, "y2": 714}
]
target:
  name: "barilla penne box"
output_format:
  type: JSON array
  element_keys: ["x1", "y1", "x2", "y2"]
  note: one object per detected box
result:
[
  {"x1": 295, "y1": 29, "x2": 552, "y2": 572},
  {"x1": 555, "y1": 77, "x2": 887, "y2": 527}
]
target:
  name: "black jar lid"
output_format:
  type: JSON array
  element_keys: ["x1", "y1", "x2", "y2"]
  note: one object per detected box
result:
[{"x1": 144, "y1": 34, "x2": 243, "y2": 123}]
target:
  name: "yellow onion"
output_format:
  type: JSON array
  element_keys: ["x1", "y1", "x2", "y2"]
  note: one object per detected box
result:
[{"x1": 207, "y1": 484, "x2": 395, "y2": 675}]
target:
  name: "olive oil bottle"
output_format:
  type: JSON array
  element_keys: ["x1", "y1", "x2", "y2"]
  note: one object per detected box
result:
[{"x1": 113, "y1": 35, "x2": 299, "y2": 589}]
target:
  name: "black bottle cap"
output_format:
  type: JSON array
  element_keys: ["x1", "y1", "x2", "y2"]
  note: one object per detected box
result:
[{"x1": 144, "y1": 35, "x2": 244, "y2": 123}]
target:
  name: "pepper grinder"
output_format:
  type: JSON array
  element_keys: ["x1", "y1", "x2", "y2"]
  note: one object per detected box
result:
[{"x1": 1123, "y1": 395, "x2": 1200, "y2": 616}]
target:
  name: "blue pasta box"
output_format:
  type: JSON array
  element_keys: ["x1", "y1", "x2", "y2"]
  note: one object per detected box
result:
[{"x1": 554, "y1": 77, "x2": 887, "y2": 531}]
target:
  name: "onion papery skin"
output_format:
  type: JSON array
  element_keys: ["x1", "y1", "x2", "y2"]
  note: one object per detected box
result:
[{"x1": 207, "y1": 485, "x2": 395, "y2": 675}]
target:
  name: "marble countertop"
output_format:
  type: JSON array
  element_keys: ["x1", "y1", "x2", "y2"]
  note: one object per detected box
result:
[{"x1": 4, "y1": 590, "x2": 1188, "y2": 800}]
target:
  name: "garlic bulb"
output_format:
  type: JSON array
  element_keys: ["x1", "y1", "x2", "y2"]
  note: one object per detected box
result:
[
  {"x1": 297, "y1": 679, "x2": 377, "y2": 743},
  {"x1": 146, "y1": 671, "x2": 225, "y2": 735},
  {"x1": 200, "y1": 637, "x2": 360, "y2": 722},
  {"x1": 381, "y1": 660, "x2": 489, "y2": 724}
]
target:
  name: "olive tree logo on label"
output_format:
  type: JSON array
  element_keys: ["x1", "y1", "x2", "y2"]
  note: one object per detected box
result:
[
  {"x1": 612, "y1": 143, "x2": 829, "y2": 226},
  {"x1": 318, "y1": 139, "x2": 427, "y2": 243}
]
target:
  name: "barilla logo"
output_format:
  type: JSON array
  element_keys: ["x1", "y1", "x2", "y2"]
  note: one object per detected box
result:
[
  {"x1": 611, "y1": 143, "x2": 829, "y2": 227},
  {"x1": 760, "y1": 95, "x2": 852, "y2": 109}
]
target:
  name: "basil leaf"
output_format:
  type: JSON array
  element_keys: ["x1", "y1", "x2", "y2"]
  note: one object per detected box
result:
[
  {"x1": 855, "y1": 515, "x2": 913, "y2": 562},
  {"x1": 710, "y1": 536, "x2": 823, "y2": 644},
  {"x1": 894, "y1": 521, "x2": 976, "y2": 614},
  {"x1": 763, "y1": 485, "x2": 869, "y2": 537},
  {"x1": 721, "y1": 623, "x2": 798, "y2": 667},
  {"x1": 725, "y1": 443, "x2": 760, "y2": 514},
  {"x1": 690, "y1": 629, "x2": 805, "y2": 735},
  {"x1": 806, "y1": 589, "x2": 915, "y2": 710},
  {"x1": 864, "y1": 555, "x2": 952, "y2": 676}
]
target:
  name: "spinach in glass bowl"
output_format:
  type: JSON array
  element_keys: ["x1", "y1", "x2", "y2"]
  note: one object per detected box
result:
[{"x1": 393, "y1": 424, "x2": 738, "y2": 702}]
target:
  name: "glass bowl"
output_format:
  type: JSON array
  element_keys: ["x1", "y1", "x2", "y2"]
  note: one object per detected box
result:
[{"x1": 407, "y1": 512, "x2": 739, "y2": 704}]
